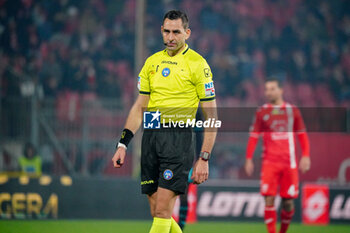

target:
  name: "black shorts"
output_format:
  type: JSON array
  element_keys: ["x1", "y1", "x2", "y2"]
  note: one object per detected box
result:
[{"x1": 141, "y1": 127, "x2": 195, "y2": 195}]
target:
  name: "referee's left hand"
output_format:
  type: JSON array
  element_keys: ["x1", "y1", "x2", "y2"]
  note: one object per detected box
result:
[
  {"x1": 112, "y1": 147, "x2": 126, "y2": 168},
  {"x1": 191, "y1": 159, "x2": 209, "y2": 184}
]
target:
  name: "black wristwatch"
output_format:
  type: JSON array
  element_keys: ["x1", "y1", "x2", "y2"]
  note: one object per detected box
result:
[{"x1": 200, "y1": 151, "x2": 211, "y2": 161}]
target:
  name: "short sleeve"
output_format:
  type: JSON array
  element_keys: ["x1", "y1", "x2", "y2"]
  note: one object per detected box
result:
[
  {"x1": 138, "y1": 59, "x2": 151, "y2": 95},
  {"x1": 249, "y1": 109, "x2": 262, "y2": 138},
  {"x1": 193, "y1": 59, "x2": 216, "y2": 102},
  {"x1": 293, "y1": 107, "x2": 306, "y2": 133}
]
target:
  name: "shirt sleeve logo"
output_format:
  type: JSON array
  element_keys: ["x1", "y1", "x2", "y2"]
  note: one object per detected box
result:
[
  {"x1": 137, "y1": 76, "x2": 141, "y2": 90},
  {"x1": 204, "y1": 68, "x2": 211, "y2": 78},
  {"x1": 162, "y1": 67, "x2": 170, "y2": 77},
  {"x1": 204, "y1": 81, "x2": 215, "y2": 97}
]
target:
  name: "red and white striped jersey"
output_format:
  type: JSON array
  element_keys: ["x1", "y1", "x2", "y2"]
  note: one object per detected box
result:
[{"x1": 249, "y1": 102, "x2": 306, "y2": 168}]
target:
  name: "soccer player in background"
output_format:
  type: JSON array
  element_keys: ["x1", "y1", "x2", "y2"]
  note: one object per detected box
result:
[
  {"x1": 112, "y1": 10, "x2": 217, "y2": 233},
  {"x1": 244, "y1": 78, "x2": 311, "y2": 233}
]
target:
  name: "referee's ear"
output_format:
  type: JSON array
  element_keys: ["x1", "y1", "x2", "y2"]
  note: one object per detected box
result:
[{"x1": 185, "y1": 28, "x2": 191, "y2": 40}]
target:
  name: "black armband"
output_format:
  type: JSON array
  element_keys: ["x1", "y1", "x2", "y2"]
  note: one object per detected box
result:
[{"x1": 117, "y1": 128, "x2": 134, "y2": 148}]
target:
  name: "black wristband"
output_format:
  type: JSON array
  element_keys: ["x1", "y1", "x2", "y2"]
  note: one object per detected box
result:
[{"x1": 118, "y1": 128, "x2": 134, "y2": 148}]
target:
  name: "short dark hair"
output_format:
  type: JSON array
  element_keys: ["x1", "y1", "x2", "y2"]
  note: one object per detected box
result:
[
  {"x1": 266, "y1": 77, "x2": 283, "y2": 88},
  {"x1": 163, "y1": 10, "x2": 189, "y2": 29}
]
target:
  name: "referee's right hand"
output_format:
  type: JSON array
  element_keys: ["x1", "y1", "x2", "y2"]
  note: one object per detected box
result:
[{"x1": 112, "y1": 147, "x2": 126, "y2": 168}]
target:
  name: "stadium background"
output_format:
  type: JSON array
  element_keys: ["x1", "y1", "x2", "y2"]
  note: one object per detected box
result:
[{"x1": 0, "y1": 0, "x2": 350, "y2": 232}]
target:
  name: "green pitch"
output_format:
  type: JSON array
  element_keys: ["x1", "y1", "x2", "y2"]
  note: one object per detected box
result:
[{"x1": 0, "y1": 220, "x2": 349, "y2": 233}]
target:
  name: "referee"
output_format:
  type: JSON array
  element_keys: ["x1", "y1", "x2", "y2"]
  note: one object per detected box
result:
[{"x1": 112, "y1": 10, "x2": 217, "y2": 233}]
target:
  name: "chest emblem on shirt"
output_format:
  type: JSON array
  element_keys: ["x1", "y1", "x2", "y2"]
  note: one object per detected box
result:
[
  {"x1": 272, "y1": 109, "x2": 285, "y2": 115},
  {"x1": 263, "y1": 114, "x2": 270, "y2": 121},
  {"x1": 162, "y1": 67, "x2": 170, "y2": 77}
]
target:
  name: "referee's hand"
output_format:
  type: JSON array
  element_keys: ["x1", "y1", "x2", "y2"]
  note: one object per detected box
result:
[
  {"x1": 191, "y1": 159, "x2": 209, "y2": 184},
  {"x1": 112, "y1": 147, "x2": 126, "y2": 168}
]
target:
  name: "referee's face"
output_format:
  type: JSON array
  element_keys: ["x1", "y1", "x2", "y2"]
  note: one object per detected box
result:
[{"x1": 161, "y1": 18, "x2": 191, "y2": 55}]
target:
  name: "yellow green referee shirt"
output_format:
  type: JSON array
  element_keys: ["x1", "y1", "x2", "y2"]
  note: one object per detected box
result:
[{"x1": 138, "y1": 44, "x2": 215, "y2": 122}]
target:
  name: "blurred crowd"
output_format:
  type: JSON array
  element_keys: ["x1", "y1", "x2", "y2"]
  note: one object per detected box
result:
[
  {"x1": 147, "y1": 0, "x2": 350, "y2": 106},
  {"x1": 1, "y1": 0, "x2": 350, "y2": 178},
  {"x1": 0, "y1": 0, "x2": 136, "y2": 107},
  {"x1": 1, "y1": 0, "x2": 350, "y2": 107}
]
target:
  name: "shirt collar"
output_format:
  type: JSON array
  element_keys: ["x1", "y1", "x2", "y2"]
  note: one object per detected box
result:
[{"x1": 163, "y1": 44, "x2": 189, "y2": 57}]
